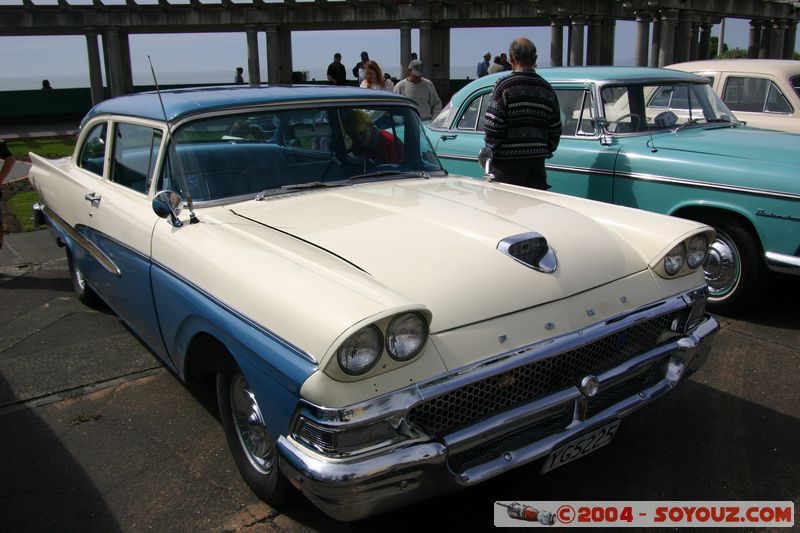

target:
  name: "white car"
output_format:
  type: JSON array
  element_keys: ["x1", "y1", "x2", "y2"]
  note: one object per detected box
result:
[
  {"x1": 29, "y1": 85, "x2": 718, "y2": 521},
  {"x1": 669, "y1": 59, "x2": 800, "y2": 132}
]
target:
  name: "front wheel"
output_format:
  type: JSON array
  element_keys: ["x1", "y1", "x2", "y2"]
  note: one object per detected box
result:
[
  {"x1": 217, "y1": 360, "x2": 291, "y2": 506},
  {"x1": 696, "y1": 215, "x2": 765, "y2": 316}
]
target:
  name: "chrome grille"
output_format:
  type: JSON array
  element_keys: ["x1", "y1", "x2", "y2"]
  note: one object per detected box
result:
[
  {"x1": 408, "y1": 313, "x2": 674, "y2": 436},
  {"x1": 448, "y1": 407, "x2": 573, "y2": 473},
  {"x1": 585, "y1": 360, "x2": 664, "y2": 419}
]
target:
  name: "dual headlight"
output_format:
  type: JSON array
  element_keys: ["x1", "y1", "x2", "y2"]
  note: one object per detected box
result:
[
  {"x1": 663, "y1": 234, "x2": 709, "y2": 276},
  {"x1": 337, "y1": 312, "x2": 429, "y2": 376}
]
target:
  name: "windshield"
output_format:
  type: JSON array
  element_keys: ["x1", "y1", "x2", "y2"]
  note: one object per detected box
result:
[
  {"x1": 158, "y1": 105, "x2": 444, "y2": 202},
  {"x1": 600, "y1": 82, "x2": 737, "y2": 134}
]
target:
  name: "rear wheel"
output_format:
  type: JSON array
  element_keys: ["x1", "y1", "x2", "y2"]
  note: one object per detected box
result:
[
  {"x1": 696, "y1": 215, "x2": 764, "y2": 316},
  {"x1": 66, "y1": 248, "x2": 100, "y2": 306},
  {"x1": 217, "y1": 360, "x2": 291, "y2": 506}
]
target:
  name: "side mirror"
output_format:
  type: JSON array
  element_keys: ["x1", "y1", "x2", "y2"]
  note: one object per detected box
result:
[
  {"x1": 478, "y1": 146, "x2": 494, "y2": 182},
  {"x1": 152, "y1": 190, "x2": 184, "y2": 228}
]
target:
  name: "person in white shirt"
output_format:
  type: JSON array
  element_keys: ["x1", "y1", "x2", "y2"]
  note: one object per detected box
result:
[
  {"x1": 393, "y1": 60, "x2": 443, "y2": 121},
  {"x1": 360, "y1": 61, "x2": 394, "y2": 91}
]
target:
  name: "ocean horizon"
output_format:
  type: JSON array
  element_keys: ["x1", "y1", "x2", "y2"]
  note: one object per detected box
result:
[{"x1": 4, "y1": 65, "x2": 489, "y2": 91}]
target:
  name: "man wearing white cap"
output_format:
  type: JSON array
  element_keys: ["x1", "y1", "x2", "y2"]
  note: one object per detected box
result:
[
  {"x1": 477, "y1": 51, "x2": 491, "y2": 78},
  {"x1": 393, "y1": 60, "x2": 443, "y2": 121}
]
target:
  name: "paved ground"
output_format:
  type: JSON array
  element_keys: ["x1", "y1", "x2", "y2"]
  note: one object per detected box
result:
[{"x1": 1, "y1": 229, "x2": 798, "y2": 532}]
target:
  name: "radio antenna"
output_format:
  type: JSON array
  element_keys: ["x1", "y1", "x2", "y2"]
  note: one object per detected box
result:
[{"x1": 148, "y1": 55, "x2": 199, "y2": 224}]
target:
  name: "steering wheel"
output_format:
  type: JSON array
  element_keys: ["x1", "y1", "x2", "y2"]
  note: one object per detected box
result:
[{"x1": 607, "y1": 113, "x2": 641, "y2": 133}]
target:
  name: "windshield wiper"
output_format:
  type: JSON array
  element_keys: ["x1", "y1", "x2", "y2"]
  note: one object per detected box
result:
[
  {"x1": 255, "y1": 181, "x2": 344, "y2": 200},
  {"x1": 674, "y1": 118, "x2": 703, "y2": 132},
  {"x1": 349, "y1": 170, "x2": 431, "y2": 180}
]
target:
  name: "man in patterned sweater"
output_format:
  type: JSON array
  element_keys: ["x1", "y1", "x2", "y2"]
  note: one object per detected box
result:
[{"x1": 483, "y1": 38, "x2": 561, "y2": 190}]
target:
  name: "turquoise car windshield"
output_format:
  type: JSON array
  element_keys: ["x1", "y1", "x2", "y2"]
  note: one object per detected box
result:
[
  {"x1": 159, "y1": 105, "x2": 444, "y2": 202},
  {"x1": 601, "y1": 82, "x2": 737, "y2": 134}
]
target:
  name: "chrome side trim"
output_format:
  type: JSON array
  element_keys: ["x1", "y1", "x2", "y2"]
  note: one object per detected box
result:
[
  {"x1": 765, "y1": 251, "x2": 800, "y2": 276},
  {"x1": 436, "y1": 152, "x2": 478, "y2": 162},
  {"x1": 545, "y1": 163, "x2": 615, "y2": 177},
  {"x1": 614, "y1": 171, "x2": 800, "y2": 201},
  {"x1": 40, "y1": 204, "x2": 121, "y2": 277}
]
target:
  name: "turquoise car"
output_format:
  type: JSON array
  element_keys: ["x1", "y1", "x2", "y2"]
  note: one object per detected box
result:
[{"x1": 427, "y1": 67, "x2": 800, "y2": 315}]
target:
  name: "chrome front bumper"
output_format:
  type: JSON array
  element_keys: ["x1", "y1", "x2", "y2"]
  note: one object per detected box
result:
[{"x1": 278, "y1": 309, "x2": 719, "y2": 522}]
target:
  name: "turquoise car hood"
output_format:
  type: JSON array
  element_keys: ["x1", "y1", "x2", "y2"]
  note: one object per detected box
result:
[{"x1": 617, "y1": 126, "x2": 800, "y2": 195}]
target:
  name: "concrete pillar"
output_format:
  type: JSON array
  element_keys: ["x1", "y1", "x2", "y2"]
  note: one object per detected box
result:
[
  {"x1": 674, "y1": 12, "x2": 692, "y2": 64},
  {"x1": 748, "y1": 19, "x2": 761, "y2": 59},
  {"x1": 430, "y1": 25, "x2": 450, "y2": 102},
  {"x1": 601, "y1": 17, "x2": 616, "y2": 65},
  {"x1": 699, "y1": 23, "x2": 712, "y2": 60},
  {"x1": 419, "y1": 20, "x2": 432, "y2": 78},
  {"x1": 634, "y1": 12, "x2": 650, "y2": 67},
  {"x1": 246, "y1": 25, "x2": 261, "y2": 86},
  {"x1": 266, "y1": 25, "x2": 279, "y2": 84},
  {"x1": 550, "y1": 17, "x2": 564, "y2": 67},
  {"x1": 650, "y1": 14, "x2": 661, "y2": 67},
  {"x1": 84, "y1": 28, "x2": 104, "y2": 105},
  {"x1": 690, "y1": 21, "x2": 700, "y2": 60},
  {"x1": 118, "y1": 31, "x2": 133, "y2": 93},
  {"x1": 104, "y1": 27, "x2": 126, "y2": 97},
  {"x1": 586, "y1": 17, "x2": 601, "y2": 65},
  {"x1": 400, "y1": 21, "x2": 412, "y2": 79},
  {"x1": 278, "y1": 28, "x2": 292, "y2": 83},
  {"x1": 784, "y1": 20, "x2": 798, "y2": 59},
  {"x1": 759, "y1": 20, "x2": 771, "y2": 59},
  {"x1": 569, "y1": 15, "x2": 585, "y2": 66},
  {"x1": 771, "y1": 19, "x2": 787, "y2": 59},
  {"x1": 658, "y1": 9, "x2": 677, "y2": 67}
]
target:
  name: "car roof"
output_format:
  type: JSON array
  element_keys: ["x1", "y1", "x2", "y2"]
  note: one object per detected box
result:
[
  {"x1": 83, "y1": 85, "x2": 412, "y2": 125},
  {"x1": 669, "y1": 59, "x2": 800, "y2": 77},
  {"x1": 449, "y1": 66, "x2": 705, "y2": 107}
]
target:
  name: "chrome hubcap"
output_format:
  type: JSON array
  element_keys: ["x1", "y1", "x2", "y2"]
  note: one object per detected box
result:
[
  {"x1": 703, "y1": 231, "x2": 740, "y2": 299},
  {"x1": 229, "y1": 373, "x2": 274, "y2": 475},
  {"x1": 74, "y1": 265, "x2": 86, "y2": 290}
]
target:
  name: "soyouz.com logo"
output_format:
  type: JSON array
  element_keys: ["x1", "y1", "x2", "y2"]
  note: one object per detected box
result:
[{"x1": 494, "y1": 501, "x2": 794, "y2": 527}]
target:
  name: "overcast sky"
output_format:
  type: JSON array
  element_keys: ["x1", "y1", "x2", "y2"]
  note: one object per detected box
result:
[{"x1": 1, "y1": 18, "x2": 793, "y2": 90}]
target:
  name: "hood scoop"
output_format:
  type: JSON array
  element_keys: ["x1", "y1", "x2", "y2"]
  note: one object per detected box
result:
[{"x1": 497, "y1": 232, "x2": 557, "y2": 273}]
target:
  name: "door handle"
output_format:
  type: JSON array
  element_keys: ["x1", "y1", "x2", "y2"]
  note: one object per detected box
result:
[
  {"x1": 440, "y1": 134, "x2": 458, "y2": 140},
  {"x1": 84, "y1": 192, "x2": 102, "y2": 205}
]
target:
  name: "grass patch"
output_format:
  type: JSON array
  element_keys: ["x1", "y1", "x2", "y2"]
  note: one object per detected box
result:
[
  {"x1": 7, "y1": 136, "x2": 76, "y2": 161},
  {"x1": 7, "y1": 191, "x2": 41, "y2": 232}
]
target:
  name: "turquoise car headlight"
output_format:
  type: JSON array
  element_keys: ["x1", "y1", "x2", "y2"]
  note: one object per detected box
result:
[
  {"x1": 686, "y1": 234, "x2": 708, "y2": 269},
  {"x1": 337, "y1": 325, "x2": 382, "y2": 375},
  {"x1": 386, "y1": 312, "x2": 428, "y2": 362},
  {"x1": 664, "y1": 242, "x2": 686, "y2": 276}
]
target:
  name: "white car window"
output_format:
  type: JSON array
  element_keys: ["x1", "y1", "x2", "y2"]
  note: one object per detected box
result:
[
  {"x1": 78, "y1": 123, "x2": 108, "y2": 177},
  {"x1": 110, "y1": 123, "x2": 163, "y2": 194}
]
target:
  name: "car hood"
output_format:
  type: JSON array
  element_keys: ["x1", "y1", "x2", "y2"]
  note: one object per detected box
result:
[
  {"x1": 231, "y1": 177, "x2": 648, "y2": 333},
  {"x1": 650, "y1": 126, "x2": 799, "y2": 166}
]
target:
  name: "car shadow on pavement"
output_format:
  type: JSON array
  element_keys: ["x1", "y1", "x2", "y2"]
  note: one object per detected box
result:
[{"x1": 0, "y1": 372, "x2": 122, "y2": 532}]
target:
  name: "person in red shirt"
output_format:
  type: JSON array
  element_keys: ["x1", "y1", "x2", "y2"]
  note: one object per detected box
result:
[{"x1": 344, "y1": 110, "x2": 404, "y2": 164}]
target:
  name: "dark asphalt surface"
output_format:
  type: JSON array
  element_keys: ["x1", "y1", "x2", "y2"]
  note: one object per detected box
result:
[{"x1": 1, "y1": 229, "x2": 798, "y2": 532}]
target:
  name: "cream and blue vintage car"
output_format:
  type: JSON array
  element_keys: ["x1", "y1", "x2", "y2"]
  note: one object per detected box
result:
[
  {"x1": 29, "y1": 86, "x2": 718, "y2": 521},
  {"x1": 427, "y1": 67, "x2": 800, "y2": 315}
]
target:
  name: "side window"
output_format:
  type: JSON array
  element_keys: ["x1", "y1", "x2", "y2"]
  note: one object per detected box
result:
[
  {"x1": 555, "y1": 89, "x2": 595, "y2": 137},
  {"x1": 457, "y1": 96, "x2": 482, "y2": 130},
  {"x1": 765, "y1": 82, "x2": 793, "y2": 113},
  {"x1": 475, "y1": 95, "x2": 491, "y2": 132},
  {"x1": 791, "y1": 75, "x2": 800, "y2": 98},
  {"x1": 78, "y1": 123, "x2": 108, "y2": 176},
  {"x1": 723, "y1": 77, "x2": 769, "y2": 113},
  {"x1": 110, "y1": 123, "x2": 163, "y2": 194},
  {"x1": 284, "y1": 111, "x2": 332, "y2": 153}
]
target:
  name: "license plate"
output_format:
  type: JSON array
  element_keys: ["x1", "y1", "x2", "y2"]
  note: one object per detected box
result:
[{"x1": 541, "y1": 420, "x2": 621, "y2": 474}]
